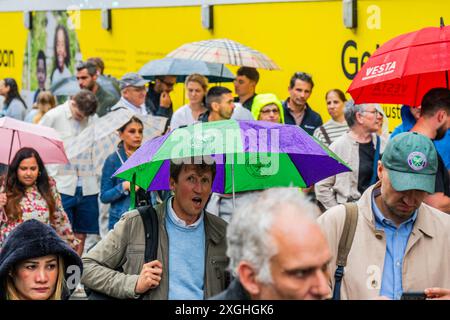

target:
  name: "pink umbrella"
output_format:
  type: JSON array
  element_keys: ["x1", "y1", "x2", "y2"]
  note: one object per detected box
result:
[{"x1": 0, "y1": 117, "x2": 69, "y2": 165}]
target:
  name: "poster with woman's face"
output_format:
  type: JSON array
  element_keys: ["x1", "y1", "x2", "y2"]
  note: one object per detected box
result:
[{"x1": 22, "y1": 11, "x2": 82, "y2": 92}]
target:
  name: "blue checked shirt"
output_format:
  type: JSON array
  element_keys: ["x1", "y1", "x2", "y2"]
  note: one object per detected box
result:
[{"x1": 371, "y1": 189, "x2": 417, "y2": 300}]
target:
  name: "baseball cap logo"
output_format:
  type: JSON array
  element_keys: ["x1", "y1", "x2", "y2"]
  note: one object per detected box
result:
[{"x1": 407, "y1": 151, "x2": 428, "y2": 171}]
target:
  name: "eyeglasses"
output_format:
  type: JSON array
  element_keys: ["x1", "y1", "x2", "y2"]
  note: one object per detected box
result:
[
  {"x1": 128, "y1": 86, "x2": 147, "y2": 92},
  {"x1": 363, "y1": 109, "x2": 382, "y2": 116},
  {"x1": 260, "y1": 108, "x2": 280, "y2": 114}
]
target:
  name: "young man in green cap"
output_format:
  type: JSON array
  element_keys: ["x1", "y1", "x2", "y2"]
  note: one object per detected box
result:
[{"x1": 318, "y1": 132, "x2": 450, "y2": 300}]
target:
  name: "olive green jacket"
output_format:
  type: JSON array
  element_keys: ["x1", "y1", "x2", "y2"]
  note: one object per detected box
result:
[{"x1": 81, "y1": 200, "x2": 228, "y2": 299}]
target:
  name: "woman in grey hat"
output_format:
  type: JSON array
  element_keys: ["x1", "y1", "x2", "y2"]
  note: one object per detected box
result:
[{"x1": 0, "y1": 219, "x2": 83, "y2": 300}]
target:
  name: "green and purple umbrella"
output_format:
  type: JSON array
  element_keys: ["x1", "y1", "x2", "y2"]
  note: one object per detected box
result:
[{"x1": 113, "y1": 120, "x2": 350, "y2": 196}]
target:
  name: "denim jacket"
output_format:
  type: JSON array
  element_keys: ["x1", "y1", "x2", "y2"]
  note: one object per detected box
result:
[{"x1": 100, "y1": 144, "x2": 130, "y2": 222}]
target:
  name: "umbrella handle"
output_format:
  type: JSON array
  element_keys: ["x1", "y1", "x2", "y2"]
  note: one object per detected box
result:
[
  {"x1": 8, "y1": 130, "x2": 16, "y2": 165},
  {"x1": 231, "y1": 155, "x2": 236, "y2": 209},
  {"x1": 129, "y1": 173, "x2": 136, "y2": 210}
]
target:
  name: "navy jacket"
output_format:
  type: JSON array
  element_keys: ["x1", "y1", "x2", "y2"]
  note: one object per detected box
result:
[{"x1": 282, "y1": 99, "x2": 323, "y2": 136}]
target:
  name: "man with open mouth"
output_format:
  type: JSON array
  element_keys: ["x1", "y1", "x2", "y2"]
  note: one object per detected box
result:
[{"x1": 81, "y1": 156, "x2": 229, "y2": 300}]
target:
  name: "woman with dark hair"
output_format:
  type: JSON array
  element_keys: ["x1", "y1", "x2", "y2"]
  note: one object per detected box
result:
[
  {"x1": 0, "y1": 78, "x2": 27, "y2": 120},
  {"x1": 313, "y1": 89, "x2": 349, "y2": 146},
  {"x1": 50, "y1": 25, "x2": 72, "y2": 85},
  {"x1": 100, "y1": 116, "x2": 145, "y2": 230},
  {"x1": 0, "y1": 148, "x2": 79, "y2": 253},
  {"x1": 0, "y1": 219, "x2": 83, "y2": 300}
]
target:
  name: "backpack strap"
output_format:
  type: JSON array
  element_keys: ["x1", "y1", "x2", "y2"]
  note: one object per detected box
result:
[
  {"x1": 137, "y1": 205, "x2": 159, "y2": 262},
  {"x1": 319, "y1": 125, "x2": 332, "y2": 145},
  {"x1": 332, "y1": 202, "x2": 358, "y2": 300},
  {"x1": 86, "y1": 206, "x2": 159, "y2": 300}
]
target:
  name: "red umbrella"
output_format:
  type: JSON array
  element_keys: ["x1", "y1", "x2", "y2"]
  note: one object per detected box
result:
[{"x1": 348, "y1": 22, "x2": 450, "y2": 106}]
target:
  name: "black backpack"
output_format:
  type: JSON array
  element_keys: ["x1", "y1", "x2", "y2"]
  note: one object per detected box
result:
[{"x1": 86, "y1": 205, "x2": 159, "y2": 300}]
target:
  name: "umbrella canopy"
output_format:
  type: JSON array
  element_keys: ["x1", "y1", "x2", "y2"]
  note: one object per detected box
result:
[
  {"x1": 97, "y1": 75, "x2": 121, "y2": 100},
  {"x1": 167, "y1": 38, "x2": 280, "y2": 70},
  {"x1": 113, "y1": 120, "x2": 350, "y2": 194},
  {"x1": 0, "y1": 117, "x2": 68, "y2": 165},
  {"x1": 348, "y1": 24, "x2": 450, "y2": 106},
  {"x1": 50, "y1": 76, "x2": 80, "y2": 96},
  {"x1": 139, "y1": 57, "x2": 235, "y2": 83},
  {"x1": 65, "y1": 108, "x2": 167, "y2": 175},
  {"x1": 50, "y1": 75, "x2": 120, "y2": 99}
]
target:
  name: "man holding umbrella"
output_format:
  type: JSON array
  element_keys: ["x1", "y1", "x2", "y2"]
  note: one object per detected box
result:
[
  {"x1": 81, "y1": 156, "x2": 228, "y2": 299},
  {"x1": 39, "y1": 89, "x2": 99, "y2": 255}
]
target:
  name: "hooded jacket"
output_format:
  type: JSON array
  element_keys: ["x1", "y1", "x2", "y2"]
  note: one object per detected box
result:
[
  {"x1": 251, "y1": 93, "x2": 285, "y2": 123},
  {"x1": 391, "y1": 105, "x2": 450, "y2": 169},
  {"x1": 0, "y1": 219, "x2": 83, "y2": 300}
]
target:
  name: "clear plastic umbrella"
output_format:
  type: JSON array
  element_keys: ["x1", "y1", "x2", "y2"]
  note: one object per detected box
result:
[{"x1": 167, "y1": 38, "x2": 280, "y2": 70}]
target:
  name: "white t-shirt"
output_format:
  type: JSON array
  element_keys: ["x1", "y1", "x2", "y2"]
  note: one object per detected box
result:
[
  {"x1": 231, "y1": 103, "x2": 254, "y2": 121},
  {"x1": 169, "y1": 104, "x2": 199, "y2": 129}
]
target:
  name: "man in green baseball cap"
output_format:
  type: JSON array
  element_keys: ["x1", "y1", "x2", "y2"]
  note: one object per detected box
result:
[
  {"x1": 318, "y1": 131, "x2": 450, "y2": 300},
  {"x1": 381, "y1": 132, "x2": 437, "y2": 195}
]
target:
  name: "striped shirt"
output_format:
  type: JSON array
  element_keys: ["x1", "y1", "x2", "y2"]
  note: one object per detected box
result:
[{"x1": 313, "y1": 119, "x2": 349, "y2": 146}]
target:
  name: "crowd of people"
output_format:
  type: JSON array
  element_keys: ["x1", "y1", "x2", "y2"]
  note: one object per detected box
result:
[{"x1": 0, "y1": 56, "x2": 450, "y2": 301}]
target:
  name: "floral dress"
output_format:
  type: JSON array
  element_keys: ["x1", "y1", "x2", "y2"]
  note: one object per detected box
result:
[{"x1": 0, "y1": 177, "x2": 79, "y2": 250}]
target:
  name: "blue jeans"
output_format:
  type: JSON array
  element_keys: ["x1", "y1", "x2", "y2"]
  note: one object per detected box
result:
[{"x1": 61, "y1": 187, "x2": 99, "y2": 234}]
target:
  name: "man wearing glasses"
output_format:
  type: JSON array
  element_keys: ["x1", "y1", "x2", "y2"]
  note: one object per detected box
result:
[
  {"x1": 110, "y1": 72, "x2": 150, "y2": 116},
  {"x1": 283, "y1": 72, "x2": 323, "y2": 136},
  {"x1": 145, "y1": 75, "x2": 177, "y2": 121}
]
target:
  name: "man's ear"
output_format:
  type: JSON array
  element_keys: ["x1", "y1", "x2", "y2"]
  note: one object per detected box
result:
[
  {"x1": 210, "y1": 101, "x2": 219, "y2": 113},
  {"x1": 355, "y1": 111, "x2": 364, "y2": 125},
  {"x1": 169, "y1": 177, "x2": 176, "y2": 191},
  {"x1": 237, "y1": 262, "x2": 261, "y2": 298},
  {"x1": 436, "y1": 109, "x2": 447, "y2": 124},
  {"x1": 377, "y1": 160, "x2": 384, "y2": 180}
]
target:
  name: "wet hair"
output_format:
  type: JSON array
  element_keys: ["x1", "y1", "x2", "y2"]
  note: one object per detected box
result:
[
  {"x1": 53, "y1": 25, "x2": 71, "y2": 72},
  {"x1": 236, "y1": 67, "x2": 260, "y2": 84},
  {"x1": 72, "y1": 89, "x2": 98, "y2": 116},
  {"x1": 205, "y1": 86, "x2": 232, "y2": 109},
  {"x1": 2, "y1": 78, "x2": 27, "y2": 110},
  {"x1": 169, "y1": 157, "x2": 216, "y2": 183},
  {"x1": 76, "y1": 61, "x2": 97, "y2": 77},
  {"x1": 420, "y1": 88, "x2": 450, "y2": 117},
  {"x1": 289, "y1": 71, "x2": 314, "y2": 89},
  {"x1": 3, "y1": 148, "x2": 55, "y2": 223},
  {"x1": 86, "y1": 57, "x2": 105, "y2": 74},
  {"x1": 325, "y1": 89, "x2": 347, "y2": 102}
]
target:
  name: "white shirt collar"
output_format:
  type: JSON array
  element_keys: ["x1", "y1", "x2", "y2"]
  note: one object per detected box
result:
[
  {"x1": 167, "y1": 197, "x2": 204, "y2": 229},
  {"x1": 120, "y1": 97, "x2": 148, "y2": 115}
]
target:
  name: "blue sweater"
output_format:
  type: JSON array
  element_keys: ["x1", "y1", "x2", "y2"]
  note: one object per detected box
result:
[
  {"x1": 391, "y1": 105, "x2": 450, "y2": 169},
  {"x1": 100, "y1": 144, "x2": 130, "y2": 229},
  {"x1": 166, "y1": 204, "x2": 205, "y2": 300}
]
